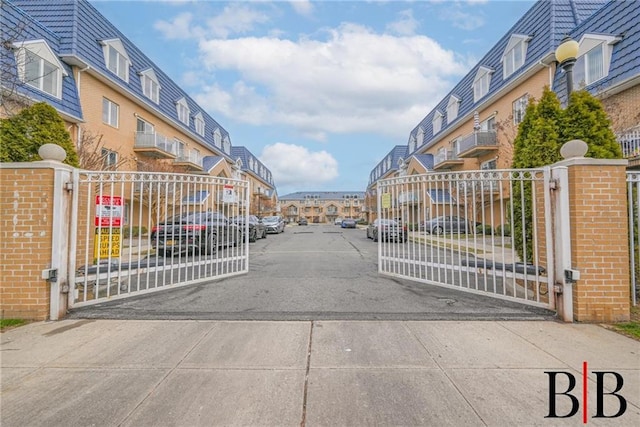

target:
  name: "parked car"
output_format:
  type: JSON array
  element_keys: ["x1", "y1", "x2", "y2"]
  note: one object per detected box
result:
[
  {"x1": 341, "y1": 218, "x2": 357, "y2": 229},
  {"x1": 334, "y1": 217, "x2": 343, "y2": 225},
  {"x1": 151, "y1": 211, "x2": 241, "y2": 256},
  {"x1": 230, "y1": 215, "x2": 266, "y2": 242},
  {"x1": 262, "y1": 215, "x2": 285, "y2": 233},
  {"x1": 366, "y1": 219, "x2": 407, "y2": 242},
  {"x1": 424, "y1": 215, "x2": 471, "y2": 235},
  {"x1": 298, "y1": 218, "x2": 308, "y2": 226}
]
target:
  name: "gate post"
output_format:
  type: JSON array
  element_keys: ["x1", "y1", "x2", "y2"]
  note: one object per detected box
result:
[{"x1": 552, "y1": 140, "x2": 630, "y2": 322}]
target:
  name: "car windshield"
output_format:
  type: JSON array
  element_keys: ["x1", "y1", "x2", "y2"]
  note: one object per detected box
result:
[
  {"x1": 166, "y1": 212, "x2": 227, "y2": 223},
  {"x1": 263, "y1": 216, "x2": 279, "y2": 222}
]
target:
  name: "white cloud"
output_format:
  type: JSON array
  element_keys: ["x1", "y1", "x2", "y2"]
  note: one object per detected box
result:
[
  {"x1": 193, "y1": 23, "x2": 467, "y2": 140},
  {"x1": 386, "y1": 9, "x2": 418, "y2": 36},
  {"x1": 289, "y1": 0, "x2": 314, "y2": 17},
  {"x1": 259, "y1": 143, "x2": 339, "y2": 187},
  {"x1": 154, "y1": 12, "x2": 204, "y2": 40},
  {"x1": 438, "y1": 4, "x2": 485, "y2": 30}
]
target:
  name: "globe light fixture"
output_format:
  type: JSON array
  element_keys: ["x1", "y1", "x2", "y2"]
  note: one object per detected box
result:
[{"x1": 555, "y1": 35, "x2": 580, "y2": 95}]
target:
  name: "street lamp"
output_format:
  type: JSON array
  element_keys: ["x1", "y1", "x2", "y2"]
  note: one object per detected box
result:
[{"x1": 555, "y1": 35, "x2": 579, "y2": 95}]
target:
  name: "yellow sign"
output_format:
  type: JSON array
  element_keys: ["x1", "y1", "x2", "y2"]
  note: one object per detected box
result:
[
  {"x1": 94, "y1": 228, "x2": 121, "y2": 259},
  {"x1": 381, "y1": 193, "x2": 391, "y2": 209}
]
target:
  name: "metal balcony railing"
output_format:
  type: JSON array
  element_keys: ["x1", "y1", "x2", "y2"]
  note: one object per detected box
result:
[
  {"x1": 619, "y1": 127, "x2": 640, "y2": 158},
  {"x1": 458, "y1": 130, "x2": 498, "y2": 155},
  {"x1": 434, "y1": 150, "x2": 458, "y2": 166},
  {"x1": 175, "y1": 151, "x2": 202, "y2": 166},
  {"x1": 134, "y1": 131, "x2": 176, "y2": 155}
]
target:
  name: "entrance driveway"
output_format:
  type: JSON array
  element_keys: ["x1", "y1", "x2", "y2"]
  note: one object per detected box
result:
[{"x1": 68, "y1": 224, "x2": 553, "y2": 320}]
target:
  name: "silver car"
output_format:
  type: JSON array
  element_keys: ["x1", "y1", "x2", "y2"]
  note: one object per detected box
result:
[
  {"x1": 424, "y1": 216, "x2": 471, "y2": 235},
  {"x1": 262, "y1": 216, "x2": 285, "y2": 234}
]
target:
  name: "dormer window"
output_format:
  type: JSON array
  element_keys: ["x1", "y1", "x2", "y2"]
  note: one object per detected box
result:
[
  {"x1": 140, "y1": 69, "x2": 159, "y2": 103},
  {"x1": 13, "y1": 40, "x2": 66, "y2": 98},
  {"x1": 417, "y1": 127, "x2": 424, "y2": 146},
  {"x1": 502, "y1": 35, "x2": 530, "y2": 78},
  {"x1": 446, "y1": 96, "x2": 460, "y2": 123},
  {"x1": 213, "y1": 128, "x2": 222, "y2": 147},
  {"x1": 473, "y1": 66, "x2": 493, "y2": 102},
  {"x1": 409, "y1": 136, "x2": 416, "y2": 153},
  {"x1": 223, "y1": 136, "x2": 231, "y2": 154},
  {"x1": 432, "y1": 111, "x2": 443, "y2": 135},
  {"x1": 176, "y1": 97, "x2": 189, "y2": 125},
  {"x1": 194, "y1": 113, "x2": 205, "y2": 136},
  {"x1": 101, "y1": 39, "x2": 130, "y2": 82},
  {"x1": 573, "y1": 34, "x2": 620, "y2": 88}
]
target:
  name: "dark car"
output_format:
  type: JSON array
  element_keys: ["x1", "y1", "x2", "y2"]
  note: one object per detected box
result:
[
  {"x1": 231, "y1": 215, "x2": 267, "y2": 242},
  {"x1": 151, "y1": 211, "x2": 241, "y2": 256},
  {"x1": 424, "y1": 215, "x2": 472, "y2": 235},
  {"x1": 366, "y1": 219, "x2": 407, "y2": 242},
  {"x1": 298, "y1": 218, "x2": 308, "y2": 226},
  {"x1": 341, "y1": 218, "x2": 357, "y2": 228},
  {"x1": 262, "y1": 216, "x2": 285, "y2": 233}
]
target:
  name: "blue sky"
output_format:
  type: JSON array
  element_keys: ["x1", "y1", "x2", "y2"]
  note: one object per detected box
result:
[{"x1": 90, "y1": 0, "x2": 535, "y2": 195}]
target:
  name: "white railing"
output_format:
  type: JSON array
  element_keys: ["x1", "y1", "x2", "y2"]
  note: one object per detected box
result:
[
  {"x1": 458, "y1": 130, "x2": 498, "y2": 154},
  {"x1": 434, "y1": 150, "x2": 458, "y2": 166},
  {"x1": 376, "y1": 169, "x2": 554, "y2": 309},
  {"x1": 134, "y1": 131, "x2": 176, "y2": 155},
  {"x1": 619, "y1": 128, "x2": 640, "y2": 158},
  {"x1": 69, "y1": 172, "x2": 250, "y2": 307}
]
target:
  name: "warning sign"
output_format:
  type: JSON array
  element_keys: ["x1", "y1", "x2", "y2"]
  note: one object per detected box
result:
[
  {"x1": 95, "y1": 195, "x2": 123, "y2": 227},
  {"x1": 381, "y1": 193, "x2": 391, "y2": 209},
  {"x1": 222, "y1": 184, "x2": 236, "y2": 203},
  {"x1": 94, "y1": 228, "x2": 121, "y2": 259}
]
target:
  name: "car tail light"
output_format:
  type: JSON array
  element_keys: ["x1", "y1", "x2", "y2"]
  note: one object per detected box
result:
[
  {"x1": 183, "y1": 225, "x2": 207, "y2": 231},
  {"x1": 151, "y1": 226, "x2": 159, "y2": 232}
]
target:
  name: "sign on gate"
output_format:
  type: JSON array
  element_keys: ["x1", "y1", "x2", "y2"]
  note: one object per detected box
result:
[
  {"x1": 381, "y1": 193, "x2": 391, "y2": 209},
  {"x1": 95, "y1": 195, "x2": 123, "y2": 226},
  {"x1": 94, "y1": 228, "x2": 121, "y2": 258},
  {"x1": 222, "y1": 184, "x2": 236, "y2": 203}
]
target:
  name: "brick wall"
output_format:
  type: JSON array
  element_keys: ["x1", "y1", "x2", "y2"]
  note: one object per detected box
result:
[
  {"x1": 0, "y1": 167, "x2": 55, "y2": 320},
  {"x1": 567, "y1": 161, "x2": 630, "y2": 322}
]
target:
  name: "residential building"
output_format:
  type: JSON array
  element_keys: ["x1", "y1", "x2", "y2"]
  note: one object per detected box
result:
[
  {"x1": 1, "y1": 0, "x2": 277, "y2": 219},
  {"x1": 367, "y1": 0, "x2": 639, "y2": 226},
  {"x1": 279, "y1": 192, "x2": 365, "y2": 224},
  {"x1": 231, "y1": 147, "x2": 278, "y2": 217}
]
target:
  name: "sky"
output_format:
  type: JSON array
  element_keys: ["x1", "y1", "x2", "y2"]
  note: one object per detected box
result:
[{"x1": 90, "y1": 0, "x2": 536, "y2": 196}]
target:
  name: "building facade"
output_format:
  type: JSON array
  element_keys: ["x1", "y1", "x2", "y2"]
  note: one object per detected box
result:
[
  {"x1": 1, "y1": 0, "x2": 277, "y2": 219},
  {"x1": 367, "y1": 0, "x2": 639, "y2": 226},
  {"x1": 279, "y1": 192, "x2": 365, "y2": 224}
]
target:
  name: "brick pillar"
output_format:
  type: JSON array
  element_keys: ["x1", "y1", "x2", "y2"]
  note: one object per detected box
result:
[
  {"x1": 0, "y1": 160, "x2": 73, "y2": 321},
  {"x1": 554, "y1": 156, "x2": 630, "y2": 322}
]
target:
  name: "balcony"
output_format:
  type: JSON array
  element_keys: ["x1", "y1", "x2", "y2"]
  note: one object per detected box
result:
[
  {"x1": 433, "y1": 150, "x2": 464, "y2": 170},
  {"x1": 174, "y1": 151, "x2": 203, "y2": 171},
  {"x1": 457, "y1": 130, "x2": 498, "y2": 158},
  {"x1": 134, "y1": 131, "x2": 176, "y2": 159},
  {"x1": 619, "y1": 127, "x2": 640, "y2": 168}
]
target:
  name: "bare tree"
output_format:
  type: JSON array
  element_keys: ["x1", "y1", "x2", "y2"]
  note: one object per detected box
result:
[{"x1": 76, "y1": 129, "x2": 130, "y2": 171}]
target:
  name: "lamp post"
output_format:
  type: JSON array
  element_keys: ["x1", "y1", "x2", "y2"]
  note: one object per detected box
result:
[{"x1": 554, "y1": 35, "x2": 579, "y2": 96}]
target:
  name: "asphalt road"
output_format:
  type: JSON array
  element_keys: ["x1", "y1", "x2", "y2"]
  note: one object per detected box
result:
[{"x1": 67, "y1": 224, "x2": 555, "y2": 320}]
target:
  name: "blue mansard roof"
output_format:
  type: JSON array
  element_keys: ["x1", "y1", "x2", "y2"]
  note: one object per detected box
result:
[
  {"x1": 405, "y1": 0, "x2": 609, "y2": 157},
  {"x1": 230, "y1": 147, "x2": 275, "y2": 188},
  {"x1": 368, "y1": 145, "x2": 408, "y2": 186},
  {"x1": 1, "y1": 1, "x2": 83, "y2": 121},
  {"x1": 279, "y1": 191, "x2": 365, "y2": 201},
  {"x1": 552, "y1": 0, "x2": 640, "y2": 104},
  {"x1": 7, "y1": 0, "x2": 234, "y2": 160}
]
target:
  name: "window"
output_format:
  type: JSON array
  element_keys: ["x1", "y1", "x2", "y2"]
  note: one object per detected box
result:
[
  {"x1": 175, "y1": 140, "x2": 185, "y2": 158},
  {"x1": 503, "y1": 35, "x2": 530, "y2": 78},
  {"x1": 102, "y1": 98, "x2": 119, "y2": 128},
  {"x1": 473, "y1": 67, "x2": 493, "y2": 102},
  {"x1": 14, "y1": 40, "x2": 66, "y2": 98},
  {"x1": 451, "y1": 138, "x2": 459, "y2": 155},
  {"x1": 572, "y1": 35, "x2": 619, "y2": 88},
  {"x1": 223, "y1": 136, "x2": 231, "y2": 154},
  {"x1": 417, "y1": 127, "x2": 424, "y2": 147},
  {"x1": 140, "y1": 69, "x2": 159, "y2": 103},
  {"x1": 136, "y1": 117, "x2": 154, "y2": 133},
  {"x1": 194, "y1": 113, "x2": 205, "y2": 136},
  {"x1": 176, "y1": 98, "x2": 190, "y2": 125},
  {"x1": 102, "y1": 39, "x2": 129, "y2": 82},
  {"x1": 480, "y1": 117, "x2": 496, "y2": 131},
  {"x1": 446, "y1": 96, "x2": 460, "y2": 123},
  {"x1": 432, "y1": 111, "x2": 443, "y2": 135},
  {"x1": 101, "y1": 149, "x2": 118, "y2": 169},
  {"x1": 481, "y1": 158, "x2": 497, "y2": 170},
  {"x1": 213, "y1": 128, "x2": 222, "y2": 147},
  {"x1": 513, "y1": 94, "x2": 528, "y2": 125}
]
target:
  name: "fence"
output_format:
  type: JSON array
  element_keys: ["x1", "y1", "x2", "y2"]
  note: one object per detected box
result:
[
  {"x1": 376, "y1": 169, "x2": 554, "y2": 309},
  {"x1": 70, "y1": 171, "x2": 250, "y2": 307}
]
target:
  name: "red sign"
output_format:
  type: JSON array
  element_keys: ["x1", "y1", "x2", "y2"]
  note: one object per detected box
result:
[{"x1": 95, "y1": 195, "x2": 123, "y2": 227}]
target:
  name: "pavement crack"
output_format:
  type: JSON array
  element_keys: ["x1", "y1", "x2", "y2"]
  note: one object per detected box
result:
[{"x1": 299, "y1": 321, "x2": 314, "y2": 427}]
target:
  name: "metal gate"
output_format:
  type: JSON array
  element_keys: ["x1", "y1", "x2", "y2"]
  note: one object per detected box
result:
[
  {"x1": 376, "y1": 169, "x2": 555, "y2": 309},
  {"x1": 69, "y1": 171, "x2": 250, "y2": 307},
  {"x1": 627, "y1": 171, "x2": 640, "y2": 306}
]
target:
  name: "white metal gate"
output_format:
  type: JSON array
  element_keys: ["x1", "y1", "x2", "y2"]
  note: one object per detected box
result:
[
  {"x1": 376, "y1": 169, "x2": 555, "y2": 309},
  {"x1": 69, "y1": 171, "x2": 250, "y2": 307},
  {"x1": 627, "y1": 171, "x2": 639, "y2": 306}
]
